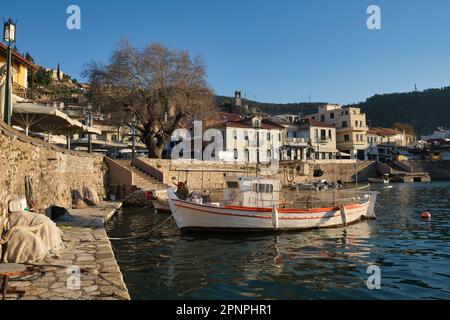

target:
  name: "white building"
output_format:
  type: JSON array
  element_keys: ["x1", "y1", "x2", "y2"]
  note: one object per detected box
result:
[{"x1": 220, "y1": 116, "x2": 284, "y2": 163}]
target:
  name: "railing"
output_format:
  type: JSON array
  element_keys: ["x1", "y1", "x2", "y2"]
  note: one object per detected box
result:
[
  {"x1": 13, "y1": 82, "x2": 33, "y2": 100},
  {"x1": 132, "y1": 158, "x2": 164, "y2": 182},
  {"x1": 376, "y1": 161, "x2": 392, "y2": 175},
  {"x1": 207, "y1": 188, "x2": 374, "y2": 210},
  {"x1": 285, "y1": 137, "x2": 308, "y2": 146},
  {"x1": 105, "y1": 157, "x2": 134, "y2": 187},
  {"x1": 394, "y1": 160, "x2": 413, "y2": 173}
]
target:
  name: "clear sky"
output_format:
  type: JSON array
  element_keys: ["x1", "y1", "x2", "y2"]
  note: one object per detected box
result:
[{"x1": 2, "y1": 0, "x2": 450, "y2": 104}]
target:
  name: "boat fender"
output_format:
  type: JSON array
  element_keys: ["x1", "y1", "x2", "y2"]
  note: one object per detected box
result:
[
  {"x1": 340, "y1": 206, "x2": 347, "y2": 226},
  {"x1": 272, "y1": 208, "x2": 279, "y2": 230}
]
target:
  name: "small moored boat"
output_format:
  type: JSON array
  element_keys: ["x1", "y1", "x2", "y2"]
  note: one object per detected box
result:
[{"x1": 168, "y1": 176, "x2": 378, "y2": 232}]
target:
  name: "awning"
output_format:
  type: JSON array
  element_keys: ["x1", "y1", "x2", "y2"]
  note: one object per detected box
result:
[
  {"x1": 12, "y1": 102, "x2": 101, "y2": 136},
  {"x1": 337, "y1": 151, "x2": 352, "y2": 157}
]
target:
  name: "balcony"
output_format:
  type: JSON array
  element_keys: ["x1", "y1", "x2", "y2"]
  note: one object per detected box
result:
[
  {"x1": 285, "y1": 137, "x2": 309, "y2": 147},
  {"x1": 13, "y1": 82, "x2": 33, "y2": 100}
]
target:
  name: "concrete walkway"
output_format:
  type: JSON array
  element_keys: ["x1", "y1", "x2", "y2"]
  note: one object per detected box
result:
[{"x1": 4, "y1": 202, "x2": 130, "y2": 300}]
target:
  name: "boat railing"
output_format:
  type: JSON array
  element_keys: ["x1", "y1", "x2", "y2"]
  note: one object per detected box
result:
[{"x1": 204, "y1": 188, "x2": 373, "y2": 210}]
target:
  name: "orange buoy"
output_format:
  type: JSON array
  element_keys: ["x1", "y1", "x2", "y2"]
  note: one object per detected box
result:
[{"x1": 421, "y1": 212, "x2": 431, "y2": 220}]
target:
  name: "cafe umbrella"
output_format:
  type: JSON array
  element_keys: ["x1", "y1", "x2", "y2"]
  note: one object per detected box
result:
[{"x1": 12, "y1": 102, "x2": 101, "y2": 148}]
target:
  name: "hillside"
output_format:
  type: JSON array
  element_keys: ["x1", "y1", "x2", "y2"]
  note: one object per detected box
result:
[
  {"x1": 216, "y1": 87, "x2": 450, "y2": 135},
  {"x1": 215, "y1": 95, "x2": 325, "y2": 117},
  {"x1": 353, "y1": 87, "x2": 450, "y2": 135}
]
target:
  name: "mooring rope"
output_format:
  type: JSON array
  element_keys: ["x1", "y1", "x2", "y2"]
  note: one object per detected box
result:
[{"x1": 108, "y1": 214, "x2": 174, "y2": 241}]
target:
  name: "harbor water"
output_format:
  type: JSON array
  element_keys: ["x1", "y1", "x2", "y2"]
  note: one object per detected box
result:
[{"x1": 106, "y1": 181, "x2": 450, "y2": 300}]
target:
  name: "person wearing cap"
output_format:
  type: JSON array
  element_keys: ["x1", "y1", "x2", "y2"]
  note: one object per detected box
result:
[{"x1": 176, "y1": 181, "x2": 190, "y2": 200}]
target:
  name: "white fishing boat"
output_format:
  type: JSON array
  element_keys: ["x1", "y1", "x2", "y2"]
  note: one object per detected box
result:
[
  {"x1": 167, "y1": 176, "x2": 378, "y2": 232},
  {"x1": 368, "y1": 174, "x2": 390, "y2": 184}
]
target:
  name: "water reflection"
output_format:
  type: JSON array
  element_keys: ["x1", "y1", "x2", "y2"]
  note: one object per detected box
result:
[{"x1": 107, "y1": 182, "x2": 450, "y2": 300}]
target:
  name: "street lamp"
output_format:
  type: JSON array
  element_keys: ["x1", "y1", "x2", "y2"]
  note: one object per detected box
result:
[{"x1": 3, "y1": 18, "x2": 16, "y2": 126}]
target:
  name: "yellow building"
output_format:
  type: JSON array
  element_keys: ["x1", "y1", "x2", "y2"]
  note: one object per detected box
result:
[
  {"x1": 0, "y1": 42, "x2": 39, "y2": 99},
  {"x1": 310, "y1": 104, "x2": 368, "y2": 160}
]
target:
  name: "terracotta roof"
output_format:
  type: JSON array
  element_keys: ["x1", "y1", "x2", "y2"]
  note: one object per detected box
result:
[
  {"x1": 369, "y1": 127, "x2": 401, "y2": 136},
  {"x1": 0, "y1": 42, "x2": 39, "y2": 71},
  {"x1": 302, "y1": 117, "x2": 336, "y2": 128},
  {"x1": 226, "y1": 117, "x2": 285, "y2": 130},
  {"x1": 204, "y1": 112, "x2": 243, "y2": 128}
]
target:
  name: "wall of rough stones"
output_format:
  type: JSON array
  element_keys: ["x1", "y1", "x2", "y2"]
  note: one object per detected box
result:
[
  {"x1": 0, "y1": 122, "x2": 107, "y2": 222},
  {"x1": 408, "y1": 161, "x2": 450, "y2": 180},
  {"x1": 139, "y1": 158, "x2": 377, "y2": 191}
]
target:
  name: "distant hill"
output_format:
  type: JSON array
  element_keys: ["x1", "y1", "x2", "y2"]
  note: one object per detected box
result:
[
  {"x1": 215, "y1": 95, "x2": 326, "y2": 117},
  {"x1": 216, "y1": 87, "x2": 450, "y2": 135},
  {"x1": 351, "y1": 87, "x2": 450, "y2": 136}
]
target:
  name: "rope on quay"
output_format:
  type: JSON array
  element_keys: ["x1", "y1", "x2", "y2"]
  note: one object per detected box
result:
[{"x1": 108, "y1": 214, "x2": 174, "y2": 241}]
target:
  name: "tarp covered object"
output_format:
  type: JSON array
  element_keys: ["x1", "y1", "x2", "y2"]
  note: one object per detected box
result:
[{"x1": 1, "y1": 211, "x2": 65, "y2": 263}]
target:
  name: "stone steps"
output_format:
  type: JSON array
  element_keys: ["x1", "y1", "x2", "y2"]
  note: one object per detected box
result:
[{"x1": 115, "y1": 160, "x2": 167, "y2": 192}]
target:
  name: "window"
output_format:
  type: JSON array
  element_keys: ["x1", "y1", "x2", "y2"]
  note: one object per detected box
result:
[
  {"x1": 279, "y1": 133, "x2": 282, "y2": 142},
  {"x1": 320, "y1": 115, "x2": 325, "y2": 122},
  {"x1": 344, "y1": 135, "x2": 350, "y2": 142},
  {"x1": 267, "y1": 149, "x2": 272, "y2": 159},
  {"x1": 342, "y1": 121, "x2": 348, "y2": 128},
  {"x1": 233, "y1": 149, "x2": 238, "y2": 160},
  {"x1": 320, "y1": 129, "x2": 326, "y2": 141},
  {"x1": 330, "y1": 112, "x2": 335, "y2": 119},
  {"x1": 244, "y1": 131, "x2": 249, "y2": 141},
  {"x1": 252, "y1": 184, "x2": 274, "y2": 194},
  {"x1": 227, "y1": 181, "x2": 239, "y2": 189},
  {"x1": 328, "y1": 130, "x2": 332, "y2": 141},
  {"x1": 355, "y1": 120, "x2": 359, "y2": 127},
  {"x1": 245, "y1": 149, "x2": 250, "y2": 162},
  {"x1": 267, "y1": 132, "x2": 271, "y2": 141},
  {"x1": 233, "y1": 130, "x2": 237, "y2": 140}
]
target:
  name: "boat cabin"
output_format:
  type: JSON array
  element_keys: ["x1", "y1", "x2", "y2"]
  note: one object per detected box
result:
[{"x1": 223, "y1": 176, "x2": 280, "y2": 208}]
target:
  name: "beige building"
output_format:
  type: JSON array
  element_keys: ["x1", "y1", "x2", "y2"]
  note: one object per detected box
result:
[
  {"x1": 275, "y1": 116, "x2": 338, "y2": 161},
  {"x1": 310, "y1": 104, "x2": 368, "y2": 159}
]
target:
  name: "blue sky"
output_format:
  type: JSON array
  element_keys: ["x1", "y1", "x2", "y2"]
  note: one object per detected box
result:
[{"x1": 2, "y1": 0, "x2": 450, "y2": 104}]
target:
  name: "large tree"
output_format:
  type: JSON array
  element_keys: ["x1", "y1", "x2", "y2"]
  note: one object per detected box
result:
[{"x1": 83, "y1": 40, "x2": 215, "y2": 158}]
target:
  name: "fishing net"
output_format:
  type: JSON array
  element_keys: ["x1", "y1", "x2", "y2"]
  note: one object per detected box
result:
[{"x1": 1, "y1": 211, "x2": 65, "y2": 263}]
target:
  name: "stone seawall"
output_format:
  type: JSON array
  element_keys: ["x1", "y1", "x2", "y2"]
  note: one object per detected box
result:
[
  {"x1": 0, "y1": 122, "x2": 107, "y2": 222},
  {"x1": 139, "y1": 159, "x2": 378, "y2": 191},
  {"x1": 409, "y1": 161, "x2": 450, "y2": 180}
]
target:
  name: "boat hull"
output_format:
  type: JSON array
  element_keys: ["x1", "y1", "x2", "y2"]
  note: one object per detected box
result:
[
  {"x1": 168, "y1": 189, "x2": 371, "y2": 232},
  {"x1": 368, "y1": 178, "x2": 390, "y2": 184},
  {"x1": 152, "y1": 199, "x2": 171, "y2": 214}
]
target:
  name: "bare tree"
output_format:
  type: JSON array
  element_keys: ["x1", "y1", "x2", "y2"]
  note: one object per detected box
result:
[{"x1": 83, "y1": 40, "x2": 215, "y2": 158}]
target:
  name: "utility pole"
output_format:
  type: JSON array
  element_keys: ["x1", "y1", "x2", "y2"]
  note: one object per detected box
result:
[{"x1": 87, "y1": 104, "x2": 93, "y2": 153}]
